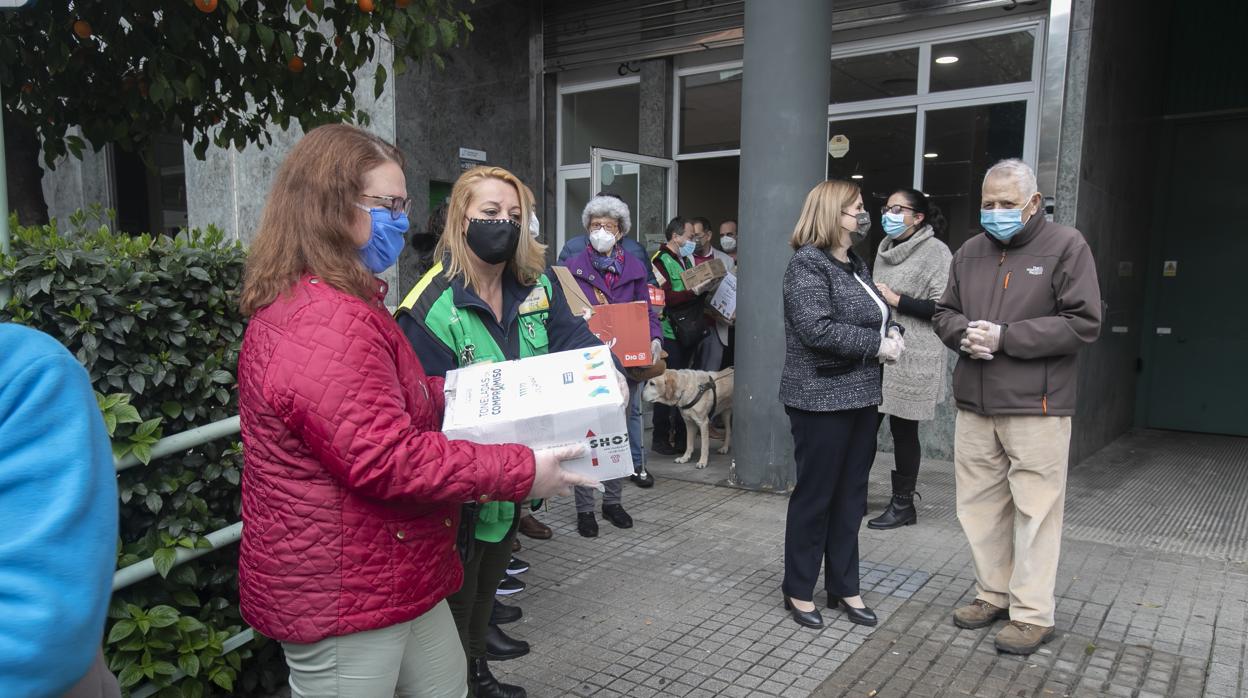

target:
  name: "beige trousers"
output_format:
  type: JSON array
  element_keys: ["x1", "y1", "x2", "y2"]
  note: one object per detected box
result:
[
  {"x1": 954, "y1": 410, "x2": 1071, "y2": 627},
  {"x1": 281, "y1": 600, "x2": 467, "y2": 698}
]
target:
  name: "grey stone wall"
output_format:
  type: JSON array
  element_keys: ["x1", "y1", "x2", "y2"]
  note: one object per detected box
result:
[
  {"x1": 1063, "y1": 0, "x2": 1168, "y2": 463},
  {"x1": 40, "y1": 132, "x2": 114, "y2": 225},
  {"x1": 394, "y1": 0, "x2": 541, "y2": 293}
]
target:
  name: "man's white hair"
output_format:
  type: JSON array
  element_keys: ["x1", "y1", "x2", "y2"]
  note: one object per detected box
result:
[
  {"x1": 983, "y1": 158, "x2": 1039, "y2": 197},
  {"x1": 581, "y1": 195, "x2": 631, "y2": 236}
]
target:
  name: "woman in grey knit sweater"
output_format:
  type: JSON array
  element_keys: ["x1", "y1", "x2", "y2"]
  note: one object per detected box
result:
[
  {"x1": 869, "y1": 188, "x2": 952, "y2": 530},
  {"x1": 779, "y1": 180, "x2": 904, "y2": 631}
]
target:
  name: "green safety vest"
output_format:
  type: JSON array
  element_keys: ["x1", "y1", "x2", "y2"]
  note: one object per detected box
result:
[
  {"x1": 398, "y1": 262, "x2": 554, "y2": 542},
  {"x1": 653, "y1": 250, "x2": 690, "y2": 340}
]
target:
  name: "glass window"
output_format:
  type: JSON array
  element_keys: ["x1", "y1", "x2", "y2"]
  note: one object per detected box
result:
[
  {"x1": 560, "y1": 84, "x2": 640, "y2": 166},
  {"x1": 830, "y1": 49, "x2": 919, "y2": 104},
  {"x1": 929, "y1": 31, "x2": 1034, "y2": 93},
  {"x1": 921, "y1": 101, "x2": 1027, "y2": 249},
  {"x1": 679, "y1": 69, "x2": 743, "y2": 154},
  {"x1": 826, "y1": 112, "x2": 917, "y2": 261},
  {"x1": 562, "y1": 176, "x2": 591, "y2": 244}
]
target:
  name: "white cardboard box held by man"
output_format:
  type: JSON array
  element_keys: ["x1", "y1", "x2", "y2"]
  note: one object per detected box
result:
[{"x1": 442, "y1": 345, "x2": 635, "y2": 481}]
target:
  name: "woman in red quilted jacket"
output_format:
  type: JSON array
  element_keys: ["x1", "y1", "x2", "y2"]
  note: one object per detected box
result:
[{"x1": 236, "y1": 124, "x2": 594, "y2": 698}]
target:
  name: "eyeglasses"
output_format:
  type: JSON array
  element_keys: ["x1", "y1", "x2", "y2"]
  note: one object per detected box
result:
[
  {"x1": 881, "y1": 204, "x2": 916, "y2": 215},
  {"x1": 360, "y1": 194, "x2": 411, "y2": 220},
  {"x1": 589, "y1": 222, "x2": 620, "y2": 234}
]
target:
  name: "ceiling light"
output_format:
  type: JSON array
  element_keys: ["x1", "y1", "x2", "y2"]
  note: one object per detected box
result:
[
  {"x1": 935, "y1": 55, "x2": 959, "y2": 65},
  {"x1": 923, "y1": 152, "x2": 939, "y2": 159},
  {"x1": 850, "y1": 173, "x2": 864, "y2": 180}
]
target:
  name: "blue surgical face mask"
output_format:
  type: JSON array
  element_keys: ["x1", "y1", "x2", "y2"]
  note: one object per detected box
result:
[
  {"x1": 356, "y1": 207, "x2": 410, "y2": 273},
  {"x1": 980, "y1": 207, "x2": 1025, "y2": 241},
  {"x1": 881, "y1": 212, "x2": 909, "y2": 238},
  {"x1": 679, "y1": 240, "x2": 696, "y2": 258}
]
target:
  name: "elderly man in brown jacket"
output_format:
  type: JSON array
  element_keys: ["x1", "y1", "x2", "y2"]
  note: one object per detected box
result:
[{"x1": 934, "y1": 158, "x2": 1101, "y2": 655}]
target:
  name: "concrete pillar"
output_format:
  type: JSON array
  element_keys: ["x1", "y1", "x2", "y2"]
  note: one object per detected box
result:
[
  {"x1": 637, "y1": 59, "x2": 670, "y2": 252},
  {"x1": 733, "y1": 0, "x2": 832, "y2": 490}
]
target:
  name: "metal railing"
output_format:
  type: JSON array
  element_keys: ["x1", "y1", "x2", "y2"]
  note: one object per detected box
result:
[{"x1": 112, "y1": 416, "x2": 253, "y2": 698}]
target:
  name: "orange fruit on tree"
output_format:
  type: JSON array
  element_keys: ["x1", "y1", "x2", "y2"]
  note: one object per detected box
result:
[
  {"x1": 288, "y1": 56, "x2": 305, "y2": 73},
  {"x1": 194, "y1": 0, "x2": 218, "y2": 12},
  {"x1": 20, "y1": 83, "x2": 33, "y2": 94},
  {"x1": 72, "y1": 19, "x2": 92, "y2": 39},
  {"x1": 358, "y1": 0, "x2": 375, "y2": 13},
  {"x1": 397, "y1": 0, "x2": 411, "y2": 7}
]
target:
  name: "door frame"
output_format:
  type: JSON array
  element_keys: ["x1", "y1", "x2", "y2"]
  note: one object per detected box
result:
[{"x1": 589, "y1": 147, "x2": 678, "y2": 249}]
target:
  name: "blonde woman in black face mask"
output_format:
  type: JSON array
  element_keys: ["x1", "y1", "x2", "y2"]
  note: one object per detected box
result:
[{"x1": 779, "y1": 180, "x2": 904, "y2": 631}]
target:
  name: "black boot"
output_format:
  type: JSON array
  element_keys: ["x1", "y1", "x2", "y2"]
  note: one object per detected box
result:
[
  {"x1": 485, "y1": 623, "x2": 530, "y2": 661},
  {"x1": 470, "y1": 656, "x2": 527, "y2": 698},
  {"x1": 867, "y1": 472, "x2": 918, "y2": 530}
]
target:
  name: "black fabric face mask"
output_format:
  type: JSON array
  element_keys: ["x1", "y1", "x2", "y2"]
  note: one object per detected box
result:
[{"x1": 466, "y1": 218, "x2": 521, "y2": 265}]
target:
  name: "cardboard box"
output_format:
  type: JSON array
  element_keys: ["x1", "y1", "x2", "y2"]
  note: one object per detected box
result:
[
  {"x1": 680, "y1": 257, "x2": 727, "y2": 290},
  {"x1": 441, "y1": 346, "x2": 634, "y2": 481},
  {"x1": 587, "y1": 301, "x2": 652, "y2": 367},
  {"x1": 708, "y1": 271, "x2": 736, "y2": 322}
]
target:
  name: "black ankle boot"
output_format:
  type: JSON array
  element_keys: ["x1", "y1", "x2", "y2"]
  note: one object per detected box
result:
[
  {"x1": 867, "y1": 472, "x2": 918, "y2": 530},
  {"x1": 470, "y1": 656, "x2": 527, "y2": 698}
]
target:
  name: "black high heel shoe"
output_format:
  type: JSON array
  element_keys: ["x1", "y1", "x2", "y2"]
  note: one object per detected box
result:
[
  {"x1": 782, "y1": 595, "x2": 824, "y2": 629},
  {"x1": 835, "y1": 598, "x2": 878, "y2": 627}
]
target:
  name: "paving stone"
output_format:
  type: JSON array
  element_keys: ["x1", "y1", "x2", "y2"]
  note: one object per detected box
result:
[{"x1": 479, "y1": 450, "x2": 1248, "y2": 697}]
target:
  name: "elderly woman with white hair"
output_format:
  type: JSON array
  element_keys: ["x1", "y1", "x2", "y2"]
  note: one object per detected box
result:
[{"x1": 559, "y1": 195, "x2": 664, "y2": 537}]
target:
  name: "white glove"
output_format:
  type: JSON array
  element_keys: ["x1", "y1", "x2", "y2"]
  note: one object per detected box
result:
[
  {"x1": 966, "y1": 320, "x2": 1002, "y2": 353},
  {"x1": 615, "y1": 369, "x2": 629, "y2": 399},
  {"x1": 959, "y1": 335, "x2": 994, "y2": 360},
  {"x1": 877, "y1": 336, "x2": 903, "y2": 364},
  {"x1": 650, "y1": 339, "x2": 663, "y2": 366},
  {"x1": 528, "y1": 444, "x2": 599, "y2": 498}
]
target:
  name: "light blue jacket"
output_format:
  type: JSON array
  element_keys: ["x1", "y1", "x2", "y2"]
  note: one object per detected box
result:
[{"x1": 0, "y1": 324, "x2": 118, "y2": 697}]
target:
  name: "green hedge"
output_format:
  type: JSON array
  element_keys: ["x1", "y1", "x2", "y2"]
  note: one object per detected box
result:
[{"x1": 0, "y1": 208, "x2": 284, "y2": 696}]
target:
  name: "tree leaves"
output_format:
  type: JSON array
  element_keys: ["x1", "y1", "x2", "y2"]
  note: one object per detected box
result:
[{"x1": 0, "y1": 1, "x2": 473, "y2": 169}]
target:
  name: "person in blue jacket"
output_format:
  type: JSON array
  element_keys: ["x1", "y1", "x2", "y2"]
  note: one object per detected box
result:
[{"x1": 0, "y1": 323, "x2": 119, "y2": 697}]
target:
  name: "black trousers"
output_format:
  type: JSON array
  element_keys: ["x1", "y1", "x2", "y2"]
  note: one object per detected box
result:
[
  {"x1": 448, "y1": 527, "x2": 516, "y2": 660},
  {"x1": 877, "y1": 412, "x2": 921, "y2": 480},
  {"x1": 651, "y1": 337, "x2": 688, "y2": 446},
  {"x1": 783, "y1": 405, "x2": 877, "y2": 600}
]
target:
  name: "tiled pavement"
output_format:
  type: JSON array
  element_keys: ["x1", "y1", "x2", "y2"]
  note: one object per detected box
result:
[{"x1": 492, "y1": 431, "x2": 1248, "y2": 697}]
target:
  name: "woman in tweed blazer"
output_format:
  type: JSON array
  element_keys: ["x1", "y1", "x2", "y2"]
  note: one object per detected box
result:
[{"x1": 779, "y1": 180, "x2": 904, "y2": 630}]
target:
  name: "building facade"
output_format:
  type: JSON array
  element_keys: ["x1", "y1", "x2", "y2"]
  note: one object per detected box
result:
[{"x1": 39, "y1": 0, "x2": 1248, "y2": 488}]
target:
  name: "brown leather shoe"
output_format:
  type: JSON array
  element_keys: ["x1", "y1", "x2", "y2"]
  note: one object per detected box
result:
[
  {"x1": 511, "y1": 537, "x2": 521, "y2": 553},
  {"x1": 518, "y1": 514, "x2": 552, "y2": 540},
  {"x1": 952, "y1": 599, "x2": 1010, "y2": 629},
  {"x1": 994, "y1": 621, "x2": 1055, "y2": 655}
]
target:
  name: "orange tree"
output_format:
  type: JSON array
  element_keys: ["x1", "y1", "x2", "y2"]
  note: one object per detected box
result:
[{"x1": 1, "y1": 0, "x2": 472, "y2": 224}]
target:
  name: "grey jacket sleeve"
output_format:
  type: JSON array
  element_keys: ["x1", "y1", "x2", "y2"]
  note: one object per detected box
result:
[
  {"x1": 784, "y1": 249, "x2": 883, "y2": 361},
  {"x1": 1000, "y1": 240, "x2": 1102, "y2": 359}
]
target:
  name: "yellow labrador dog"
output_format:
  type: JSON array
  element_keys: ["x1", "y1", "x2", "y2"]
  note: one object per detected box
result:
[{"x1": 642, "y1": 368, "x2": 733, "y2": 468}]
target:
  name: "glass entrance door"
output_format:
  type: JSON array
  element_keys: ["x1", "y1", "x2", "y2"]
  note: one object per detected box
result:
[
  {"x1": 920, "y1": 100, "x2": 1028, "y2": 250},
  {"x1": 590, "y1": 148, "x2": 677, "y2": 256},
  {"x1": 826, "y1": 112, "x2": 917, "y2": 264}
]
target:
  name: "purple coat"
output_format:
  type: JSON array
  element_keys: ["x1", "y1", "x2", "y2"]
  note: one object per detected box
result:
[{"x1": 564, "y1": 247, "x2": 663, "y2": 341}]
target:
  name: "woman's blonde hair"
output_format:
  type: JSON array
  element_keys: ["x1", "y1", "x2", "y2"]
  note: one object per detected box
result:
[
  {"x1": 789, "y1": 179, "x2": 860, "y2": 251},
  {"x1": 435, "y1": 166, "x2": 547, "y2": 290},
  {"x1": 240, "y1": 124, "x2": 403, "y2": 316}
]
